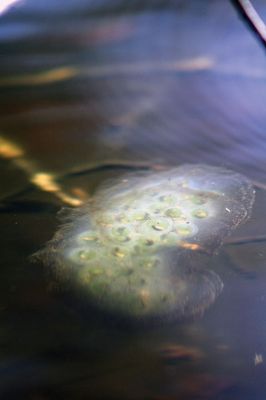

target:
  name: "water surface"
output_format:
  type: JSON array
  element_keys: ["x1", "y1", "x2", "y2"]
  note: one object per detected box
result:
[{"x1": 1, "y1": 1, "x2": 266, "y2": 398}]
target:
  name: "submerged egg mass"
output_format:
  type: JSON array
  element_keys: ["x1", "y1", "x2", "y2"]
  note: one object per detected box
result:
[{"x1": 42, "y1": 165, "x2": 255, "y2": 320}]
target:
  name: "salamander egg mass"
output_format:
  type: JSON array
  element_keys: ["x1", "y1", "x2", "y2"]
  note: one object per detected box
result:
[{"x1": 39, "y1": 165, "x2": 255, "y2": 321}]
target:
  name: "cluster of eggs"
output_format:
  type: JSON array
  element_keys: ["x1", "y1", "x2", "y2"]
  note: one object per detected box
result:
[{"x1": 43, "y1": 165, "x2": 255, "y2": 320}]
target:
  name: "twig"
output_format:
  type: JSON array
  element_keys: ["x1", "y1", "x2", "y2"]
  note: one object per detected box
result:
[{"x1": 231, "y1": 0, "x2": 266, "y2": 50}]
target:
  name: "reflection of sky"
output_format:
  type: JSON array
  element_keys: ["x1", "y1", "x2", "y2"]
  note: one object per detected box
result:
[
  {"x1": 0, "y1": 22, "x2": 40, "y2": 41},
  {"x1": 0, "y1": 1, "x2": 266, "y2": 181},
  {"x1": 0, "y1": 0, "x2": 22, "y2": 15},
  {"x1": 1, "y1": 0, "x2": 105, "y2": 14},
  {"x1": 1, "y1": 1, "x2": 266, "y2": 73}
]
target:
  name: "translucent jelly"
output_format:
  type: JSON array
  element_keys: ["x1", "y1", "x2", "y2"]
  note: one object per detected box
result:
[{"x1": 41, "y1": 165, "x2": 255, "y2": 320}]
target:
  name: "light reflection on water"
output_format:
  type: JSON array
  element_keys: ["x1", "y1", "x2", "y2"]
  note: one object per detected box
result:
[
  {"x1": 0, "y1": 1, "x2": 266, "y2": 180},
  {"x1": 1, "y1": 0, "x2": 266, "y2": 399}
]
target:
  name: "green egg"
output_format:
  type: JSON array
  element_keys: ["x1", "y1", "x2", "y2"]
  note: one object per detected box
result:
[
  {"x1": 150, "y1": 202, "x2": 164, "y2": 214},
  {"x1": 91, "y1": 267, "x2": 104, "y2": 275},
  {"x1": 192, "y1": 209, "x2": 208, "y2": 219},
  {"x1": 147, "y1": 217, "x2": 171, "y2": 232},
  {"x1": 78, "y1": 269, "x2": 92, "y2": 284},
  {"x1": 78, "y1": 249, "x2": 97, "y2": 261},
  {"x1": 159, "y1": 194, "x2": 176, "y2": 205},
  {"x1": 116, "y1": 213, "x2": 132, "y2": 224},
  {"x1": 111, "y1": 226, "x2": 131, "y2": 242},
  {"x1": 165, "y1": 208, "x2": 182, "y2": 218},
  {"x1": 137, "y1": 238, "x2": 155, "y2": 247},
  {"x1": 132, "y1": 211, "x2": 149, "y2": 221},
  {"x1": 78, "y1": 262, "x2": 104, "y2": 283},
  {"x1": 160, "y1": 232, "x2": 179, "y2": 246},
  {"x1": 77, "y1": 230, "x2": 98, "y2": 243},
  {"x1": 176, "y1": 225, "x2": 193, "y2": 237},
  {"x1": 140, "y1": 257, "x2": 160, "y2": 270},
  {"x1": 190, "y1": 193, "x2": 208, "y2": 205},
  {"x1": 113, "y1": 247, "x2": 126, "y2": 258},
  {"x1": 89, "y1": 279, "x2": 107, "y2": 297}
]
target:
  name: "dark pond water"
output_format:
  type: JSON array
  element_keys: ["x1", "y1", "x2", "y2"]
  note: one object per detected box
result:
[{"x1": 1, "y1": 0, "x2": 266, "y2": 399}]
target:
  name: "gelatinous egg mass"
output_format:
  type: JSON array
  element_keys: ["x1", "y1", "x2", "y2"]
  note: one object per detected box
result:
[{"x1": 41, "y1": 165, "x2": 255, "y2": 320}]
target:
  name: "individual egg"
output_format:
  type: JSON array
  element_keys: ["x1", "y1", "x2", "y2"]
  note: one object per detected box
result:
[
  {"x1": 192, "y1": 209, "x2": 209, "y2": 219},
  {"x1": 165, "y1": 207, "x2": 182, "y2": 219}
]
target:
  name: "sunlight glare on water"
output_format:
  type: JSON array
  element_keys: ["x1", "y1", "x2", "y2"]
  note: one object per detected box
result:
[{"x1": 0, "y1": 0, "x2": 22, "y2": 15}]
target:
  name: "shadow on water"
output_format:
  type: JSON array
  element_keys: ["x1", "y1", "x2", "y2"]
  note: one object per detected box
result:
[{"x1": 1, "y1": 0, "x2": 266, "y2": 399}]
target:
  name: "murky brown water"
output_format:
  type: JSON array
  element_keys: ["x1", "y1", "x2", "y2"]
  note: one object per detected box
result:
[{"x1": 1, "y1": 1, "x2": 266, "y2": 399}]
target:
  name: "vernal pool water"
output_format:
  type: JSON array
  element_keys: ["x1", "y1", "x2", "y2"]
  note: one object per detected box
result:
[{"x1": 1, "y1": 1, "x2": 266, "y2": 399}]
